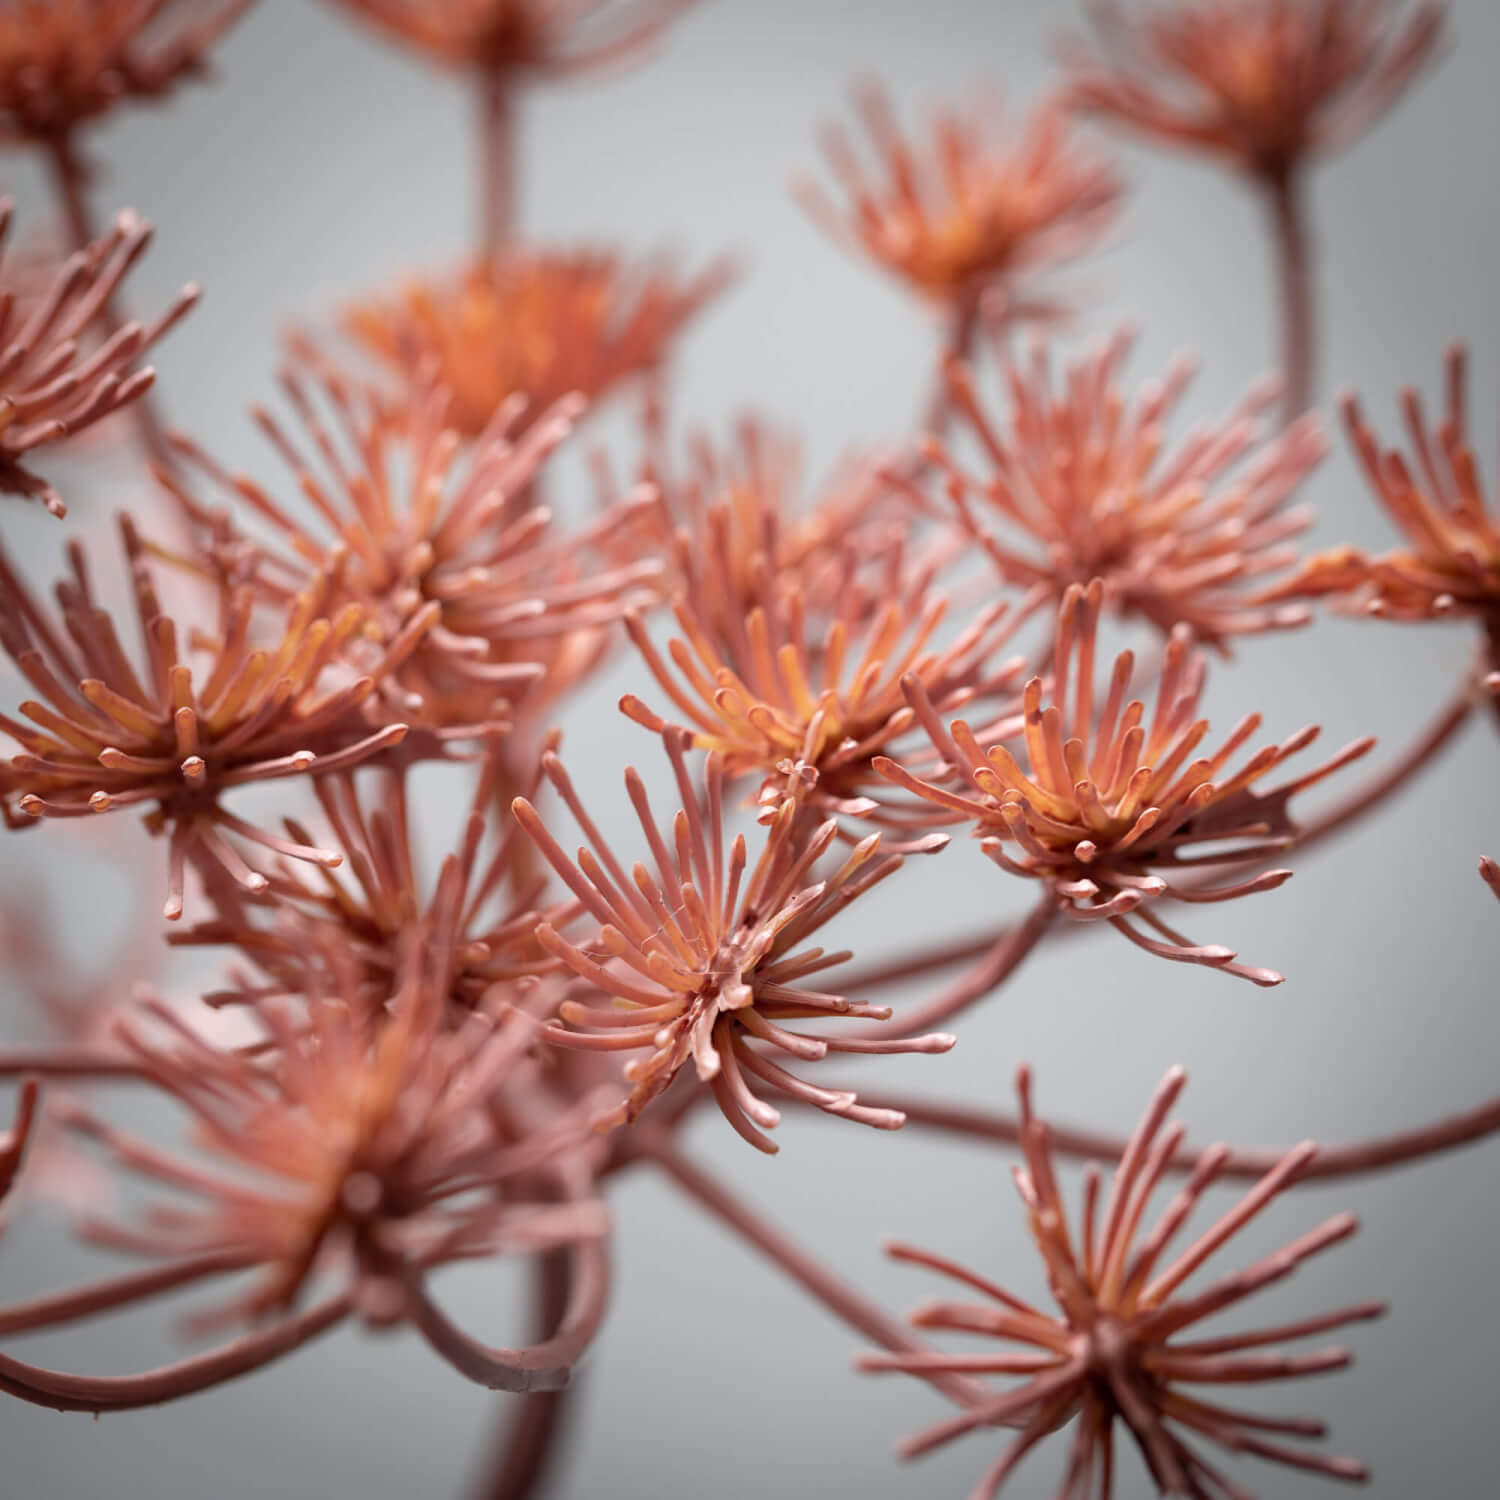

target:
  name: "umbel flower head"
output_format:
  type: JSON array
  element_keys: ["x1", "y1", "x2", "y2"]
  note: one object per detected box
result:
[
  {"x1": 1061, "y1": 0, "x2": 1446, "y2": 180},
  {"x1": 344, "y1": 249, "x2": 730, "y2": 441},
  {"x1": 620, "y1": 529, "x2": 1032, "y2": 831},
  {"x1": 1262, "y1": 346, "x2": 1500, "y2": 637},
  {"x1": 0, "y1": 932, "x2": 611, "y2": 1406},
  {"x1": 913, "y1": 329, "x2": 1323, "y2": 648},
  {"x1": 0, "y1": 200, "x2": 197, "y2": 517},
  {"x1": 876, "y1": 580, "x2": 1372, "y2": 983},
  {"x1": 167, "y1": 354, "x2": 662, "y2": 734},
  {"x1": 0, "y1": 0, "x2": 255, "y2": 144},
  {"x1": 0, "y1": 514, "x2": 413, "y2": 919},
  {"x1": 858, "y1": 1065, "x2": 1383, "y2": 1500},
  {"x1": 171, "y1": 750, "x2": 577, "y2": 1021},
  {"x1": 327, "y1": 0, "x2": 695, "y2": 80},
  {"x1": 796, "y1": 78, "x2": 1121, "y2": 312},
  {"x1": 511, "y1": 728, "x2": 955, "y2": 1152}
]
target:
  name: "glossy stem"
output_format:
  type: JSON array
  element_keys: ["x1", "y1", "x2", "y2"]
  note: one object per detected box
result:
[
  {"x1": 468, "y1": 1250, "x2": 579, "y2": 1500},
  {"x1": 1264, "y1": 165, "x2": 1314, "y2": 426},
  {"x1": 643, "y1": 1134, "x2": 990, "y2": 1411},
  {"x1": 479, "y1": 68, "x2": 517, "y2": 260},
  {"x1": 852, "y1": 1090, "x2": 1500, "y2": 1183}
]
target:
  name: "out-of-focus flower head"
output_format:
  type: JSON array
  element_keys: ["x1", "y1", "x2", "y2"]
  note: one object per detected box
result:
[
  {"x1": 621, "y1": 515, "x2": 1034, "y2": 831},
  {"x1": 165, "y1": 353, "x2": 663, "y2": 735},
  {"x1": 0, "y1": 514, "x2": 414, "y2": 919},
  {"x1": 343, "y1": 249, "x2": 731, "y2": 442},
  {"x1": 1061, "y1": 0, "x2": 1446, "y2": 180},
  {"x1": 0, "y1": 0, "x2": 255, "y2": 144},
  {"x1": 1262, "y1": 347, "x2": 1500, "y2": 646},
  {"x1": 511, "y1": 728, "x2": 955, "y2": 1152},
  {"x1": 327, "y1": 0, "x2": 694, "y2": 80},
  {"x1": 171, "y1": 749, "x2": 577, "y2": 1020},
  {"x1": 796, "y1": 78, "x2": 1122, "y2": 315},
  {"x1": 0, "y1": 931, "x2": 609, "y2": 1402},
  {"x1": 859, "y1": 1065, "x2": 1383, "y2": 1499},
  {"x1": 877, "y1": 580, "x2": 1372, "y2": 983},
  {"x1": 911, "y1": 329, "x2": 1323, "y2": 649},
  {"x1": 0, "y1": 200, "x2": 197, "y2": 517}
]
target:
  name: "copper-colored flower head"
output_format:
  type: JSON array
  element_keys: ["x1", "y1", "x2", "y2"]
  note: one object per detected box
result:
[
  {"x1": 859, "y1": 1065, "x2": 1384, "y2": 1499},
  {"x1": 620, "y1": 528, "x2": 1032, "y2": 830},
  {"x1": 511, "y1": 729, "x2": 955, "y2": 1152},
  {"x1": 344, "y1": 249, "x2": 731, "y2": 442},
  {"x1": 172, "y1": 751, "x2": 576, "y2": 1018},
  {"x1": 327, "y1": 0, "x2": 694, "y2": 80},
  {"x1": 796, "y1": 78, "x2": 1122, "y2": 313},
  {"x1": 1062, "y1": 0, "x2": 1446, "y2": 180},
  {"x1": 876, "y1": 581, "x2": 1372, "y2": 983},
  {"x1": 0, "y1": 0, "x2": 255, "y2": 144},
  {"x1": 0, "y1": 200, "x2": 197, "y2": 517},
  {"x1": 1264, "y1": 346, "x2": 1500, "y2": 640},
  {"x1": 915, "y1": 330, "x2": 1324, "y2": 648},
  {"x1": 4, "y1": 934, "x2": 607, "y2": 1384},
  {"x1": 0, "y1": 515, "x2": 413, "y2": 919},
  {"x1": 166, "y1": 354, "x2": 662, "y2": 733}
]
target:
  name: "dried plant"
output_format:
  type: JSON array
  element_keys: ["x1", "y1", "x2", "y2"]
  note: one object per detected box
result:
[
  {"x1": 0, "y1": 4, "x2": 1496, "y2": 1497},
  {"x1": 0, "y1": 0, "x2": 255, "y2": 144},
  {"x1": 797, "y1": 78, "x2": 1121, "y2": 339},
  {"x1": 511, "y1": 729, "x2": 954, "y2": 1149},
  {"x1": 910, "y1": 329, "x2": 1324, "y2": 647},
  {"x1": 877, "y1": 580, "x2": 1372, "y2": 982},
  {"x1": 860, "y1": 1066, "x2": 1382, "y2": 1498},
  {"x1": 0, "y1": 200, "x2": 197, "y2": 516},
  {"x1": 344, "y1": 250, "x2": 730, "y2": 440}
]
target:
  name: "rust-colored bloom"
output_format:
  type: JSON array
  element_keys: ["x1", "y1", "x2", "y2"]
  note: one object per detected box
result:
[
  {"x1": 171, "y1": 751, "x2": 575, "y2": 1019},
  {"x1": 859, "y1": 1065, "x2": 1383, "y2": 1498},
  {"x1": 876, "y1": 581, "x2": 1371, "y2": 982},
  {"x1": 327, "y1": 0, "x2": 694, "y2": 79},
  {"x1": 0, "y1": 0, "x2": 255, "y2": 143},
  {"x1": 344, "y1": 249, "x2": 730, "y2": 441},
  {"x1": 0, "y1": 936, "x2": 610, "y2": 1404},
  {"x1": 0, "y1": 515, "x2": 412, "y2": 919},
  {"x1": 796, "y1": 79, "x2": 1121, "y2": 313},
  {"x1": 1062, "y1": 0, "x2": 1445, "y2": 179},
  {"x1": 0, "y1": 200, "x2": 197, "y2": 516},
  {"x1": 914, "y1": 330, "x2": 1324, "y2": 647},
  {"x1": 511, "y1": 729, "x2": 954, "y2": 1152},
  {"x1": 620, "y1": 531, "x2": 1031, "y2": 830},
  {"x1": 1263, "y1": 347, "x2": 1500, "y2": 637},
  {"x1": 167, "y1": 355, "x2": 661, "y2": 733}
]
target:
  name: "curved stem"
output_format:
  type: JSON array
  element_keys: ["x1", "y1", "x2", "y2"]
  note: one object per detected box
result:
[
  {"x1": 0, "y1": 1049, "x2": 147, "y2": 1080},
  {"x1": 865, "y1": 891, "x2": 1056, "y2": 1041},
  {"x1": 921, "y1": 291, "x2": 983, "y2": 440},
  {"x1": 1295, "y1": 686, "x2": 1473, "y2": 850},
  {"x1": 43, "y1": 133, "x2": 175, "y2": 472},
  {"x1": 1263, "y1": 165, "x2": 1314, "y2": 426},
  {"x1": 641, "y1": 1134, "x2": 990, "y2": 1411},
  {"x1": 0, "y1": 1292, "x2": 351, "y2": 1412},
  {"x1": 407, "y1": 1227, "x2": 609, "y2": 1394},
  {"x1": 478, "y1": 68, "x2": 517, "y2": 261},
  {"x1": 851, "y1": 1090, "x2": 1500, "y2": 1184},
  {"x1": 467, "y1": 1250, "x2": 579, "y2": 1500}
]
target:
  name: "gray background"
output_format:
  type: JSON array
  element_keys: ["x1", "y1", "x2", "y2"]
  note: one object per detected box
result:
[{"x1": 1, "y1": 0, "x2": 1497, "y2": 1496}]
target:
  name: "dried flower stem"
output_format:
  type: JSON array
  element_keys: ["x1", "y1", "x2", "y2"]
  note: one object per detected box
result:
[
  {"x1": 845, "y1": 1089, "x2": 1500, "y2": 1184},
  {"x1": 642, "y1": 1134, "x2": 991, "y2": 1412},
  {"x1": 479, "y1": 68, "x2": 518, "y2": 259},
  {"x1": 1296, "y1": 683, "x2": 1475, "y2": 848},
  {"x1": 42, "y1": 135, "x2": 175, "y2": 473},
  {"x1": 0, "y1": 1048, "x2": 147, "y2": 1080},
  {"x1": 1265, "y1": 167, "x2": 1313, "y2": 424},
  {"x1": 469, "y1": 1251, "x2": 579, "y2": 1500}
]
